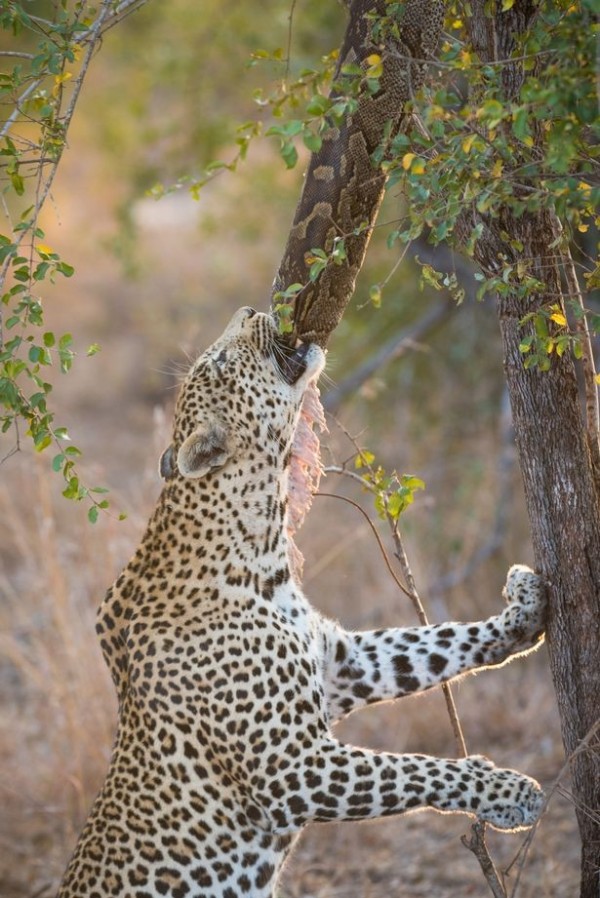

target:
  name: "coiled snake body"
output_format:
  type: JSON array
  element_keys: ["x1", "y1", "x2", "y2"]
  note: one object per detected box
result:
[{"x1": 272, "y1": 0, "x2": 444, "y2": 347}]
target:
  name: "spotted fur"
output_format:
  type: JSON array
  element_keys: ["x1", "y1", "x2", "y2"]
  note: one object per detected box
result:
[{"x1": 58, "y1": 307, "x2": 546, "y2": 898}]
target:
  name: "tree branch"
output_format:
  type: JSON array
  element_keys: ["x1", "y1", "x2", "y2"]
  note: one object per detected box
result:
[
  {"x1": 461, "y1": 823, "x2": 507, "y2": 898},
  {"x1": 0, "y1": 0, "x2": 150, "y2": 298},
  {"x1": 323, "y1": 427, "x2": 468, "y2": 759}
]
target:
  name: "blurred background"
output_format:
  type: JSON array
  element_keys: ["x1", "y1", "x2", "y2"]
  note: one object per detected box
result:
[{"x1": 0, "y1": 1, "x2": 582, "y2": 895}]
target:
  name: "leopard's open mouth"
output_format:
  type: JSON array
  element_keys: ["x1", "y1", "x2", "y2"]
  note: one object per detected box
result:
[{"x1": 273, "y1": 340, "x2": 312, "y2": 386}]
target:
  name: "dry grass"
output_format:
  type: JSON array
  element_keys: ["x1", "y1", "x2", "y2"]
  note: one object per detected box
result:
[{"x1": 0, "y1": 457, "x2": 129, "y2": 896}]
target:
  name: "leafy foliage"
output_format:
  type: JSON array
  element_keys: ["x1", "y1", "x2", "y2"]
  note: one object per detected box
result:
[
  {"x1": 354, "y1": 448, "x2": 425, "y2": 523},
  {"x1": 0, "y1": 0, "x2": 144, "y2": 515},
  {"x1": 205, "y1": 0, "x2": 599, "y2": 361},
  {"x1": 385, "y1": 2, "x2": 598, "y2": 234},
  {"x1": 381, "y1": 0, "x2": 599, "y2": 367}
]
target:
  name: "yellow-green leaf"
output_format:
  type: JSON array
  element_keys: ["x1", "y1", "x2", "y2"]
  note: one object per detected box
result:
[
  {"x1": 355, "y1": 450, "x2": 375, "y2": 469},
  {"x1": 369, "y1": 284, "x2": 382, "y2": 308}
]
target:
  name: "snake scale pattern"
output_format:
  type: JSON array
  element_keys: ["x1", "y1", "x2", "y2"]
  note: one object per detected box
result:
[{"x1": 272, "y1": 0, "x2": 444, "y2": 348}]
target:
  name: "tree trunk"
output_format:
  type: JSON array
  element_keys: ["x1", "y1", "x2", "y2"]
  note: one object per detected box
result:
[
  {"x1": 501, "y1": 292, "x2": 600, "y2": 898},
  {"x1": 458, "y1": 3, "x2": 600, "y2": 893},
  {"x1": 474, "y1": 207, "x2": 600, "y2": 898}
]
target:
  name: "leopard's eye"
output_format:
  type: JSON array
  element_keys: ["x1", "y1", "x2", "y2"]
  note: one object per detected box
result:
[{"x1": 210, "y1": 349, "x2": 228, "y2": 380}]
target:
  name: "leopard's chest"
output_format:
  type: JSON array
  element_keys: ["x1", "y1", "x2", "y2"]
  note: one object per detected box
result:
[
  {"x1": 114, "y1": 585, "x2": 326, "y2": 786},
  {"x1": 123, "y1": 582, "x2": 323, "y2": 701}
]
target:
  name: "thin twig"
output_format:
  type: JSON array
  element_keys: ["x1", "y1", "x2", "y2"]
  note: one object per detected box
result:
[
  {"x1": 558, "y1": 235, "x2": 600, "y2": 475},
  {"x1": 0, "y1": 0, "x2": 148, "y2": 143},
  {"x1": 0, "y1": 0, "x2": 147, "y2": 295},
  {"x1": 283, "y1": 0, "x2": 298, "y2": 84},
  {"x1": 316, "y1": 491, "x2": 413, "y2": 601},
  {"x1": 323, "y1": 300, "x2": 453, "y2": 412},
  {"x1": 387, "y1": 45, "x2": 555, "y2": 69},
  {"x1": 505, "y1": 716, "x2": 600, "y2": 898},
  {"x1": 323, "y1": 423, "x2": 468, "y2": 758},
  {"x1": 97, "y1": 0, "x2": 149, "y2": 36},
  {"x1": 387, "y1": 513, "x2": 468, "y2": 758},
  {"x1": 0, "y1": 78, "x2": 44, "y2": 141},
  {"x1": 323, "y1": 420, "x2": 522, "y2": 894},
  {"x1": 461, "y1": 823, "x2": 507, "y2": 898}
]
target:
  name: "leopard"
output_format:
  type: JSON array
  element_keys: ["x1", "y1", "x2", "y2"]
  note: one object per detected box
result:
[{"x1": 58, "y1": 306, "x2": 547, "y2": 898}]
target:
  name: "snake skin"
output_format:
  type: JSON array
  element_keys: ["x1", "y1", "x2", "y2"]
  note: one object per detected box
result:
[{"x1": 272, "y1": 0, "x2": 444, "y2": 347}]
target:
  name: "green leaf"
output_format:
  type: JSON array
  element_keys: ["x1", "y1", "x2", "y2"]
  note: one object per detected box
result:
[
  {"x1": 477, "y1": 99, "x2": 505, "y2": 128},
  {"x1": 33, "y1": 431, "x2": 52, "y2": 452},
  {"x1": 386, "y1": 492, "x2": 406, "y2": 519},
  {"x1": 402, "y1": 475, "x2": 425, "y2": 492},
  {"x1": 56, "y1": 260, "x2": 75, "y2": 278},
  {"x1": 355, "y1": 450, "x2": 375, "y2": 469},
  {"x1": 280, "y1": 141, "x2": 298, "y2": 170},
  {"x1": 519, "y1": 336, "x2": 533, "y2": 353},
  {"x1": 369, "y1": 284, "x2": 382, "y2": 308},
  {"x1": 306, "y1": 94, "x2": 330, "y2": 116},
  {"x1": 303, "y1": 130, "x2": 322, "y2": 153},
  {"x1": 265, "y1": 120, "x2": 304, "y2": 138},
  {"x1": 10, "y1": 169, "x2": 24, "y2": 196},
  {"x1": 28, "y1": 345, "x2": 51, "y2": 365},
  {"x1": 29, "y1": 392, "x2": 47, "y2": 411},
  {"x1": 274, "y1": 283, "x2": 303, "y2": 300},
  {"x1": 63, "y1": 476, "x2": 83, "y2": 500}
]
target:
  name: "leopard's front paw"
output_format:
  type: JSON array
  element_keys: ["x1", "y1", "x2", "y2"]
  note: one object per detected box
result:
[
  {"x1": 501, "y1": 564, "x2": 546, "y2": 650},
  {"x1": 465, "y1": 756, "x2": 545, "y2": 832}
]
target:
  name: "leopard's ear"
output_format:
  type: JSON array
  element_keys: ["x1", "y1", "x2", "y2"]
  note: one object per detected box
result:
[
  {"x1": 159, "y1": 444, "x2": 177, "y2": 481},
  {"x1": 177, "y1": 420, "x2": 231, "y2": 479}
]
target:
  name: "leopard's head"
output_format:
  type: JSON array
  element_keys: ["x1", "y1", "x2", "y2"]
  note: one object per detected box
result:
[{"x1": 159, "y1": 307, "x2": 325, "y2": 481}]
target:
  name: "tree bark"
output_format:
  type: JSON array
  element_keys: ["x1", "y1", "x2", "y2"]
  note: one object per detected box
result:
[
  {"x1": 470, "y1": 207, "x2": 600, "y2": 898},
  {"x1": 458, "y1": 3, "x2": 600, "y2": 893}
]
